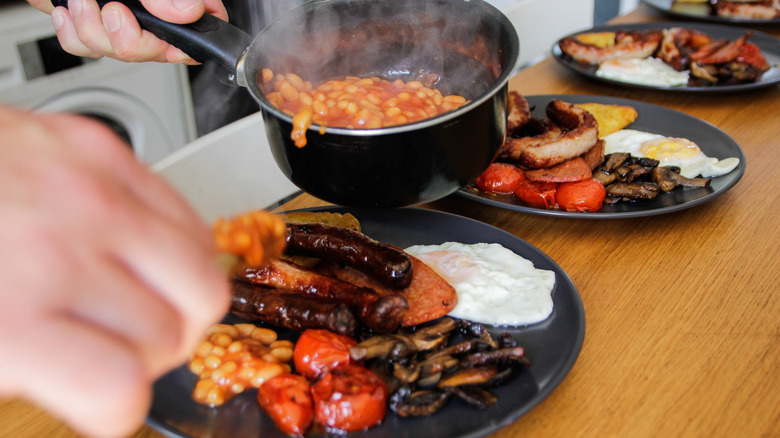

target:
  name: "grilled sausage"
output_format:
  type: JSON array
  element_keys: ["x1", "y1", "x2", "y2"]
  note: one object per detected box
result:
[
  {"x1": 238, "y1": 259, "x2": 408, "y2": 333},
  {"x1": 230, "y1": 280, "x2": 357, "y2": 336},
  {"x1": 285, "y1": 222, "x2": 413, "y2": 289}
]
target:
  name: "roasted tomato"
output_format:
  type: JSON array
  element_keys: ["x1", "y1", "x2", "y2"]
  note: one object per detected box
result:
[
  {"x1": 257, "y1": 373, "x2": 314, "y2": 436},
  {"x1": 556, "y1": 178, "x2": 606, "y2": 212},
  {"x1": 474, "y1": 163, "x2": 527, "y2": 194},
  {"x1": 737, "y1": 42, "x2": 770, "y2": 71},
  {"x1": 514, "y1": 180, "x2": 558, "y2": 208},
  {"x1": 311, "y1": 364, "x2": 388, "y2": 432},
  {"x1": 293, "y1": 329, "x2": 357, "y2": 379}
]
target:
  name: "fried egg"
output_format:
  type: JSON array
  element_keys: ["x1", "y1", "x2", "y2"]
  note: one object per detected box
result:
[
  {"x1": 596, "y1": 57, "x2": 690, "y2": 87},
  {"x1": 404, "y1": 242, "x2": 555, "y2": 326},
  {"x1": 603, "y1": 129, "x2": 740, "y2": 178}
]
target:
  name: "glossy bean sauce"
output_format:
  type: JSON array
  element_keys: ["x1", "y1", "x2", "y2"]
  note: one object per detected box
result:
[{"x1": 262, "y1": 70, "x2": 469, "y2": 147}]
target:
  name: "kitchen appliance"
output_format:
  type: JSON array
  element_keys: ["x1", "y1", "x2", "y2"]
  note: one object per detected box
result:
[{"x1": 0, "y1": 0, "x2": 197, "y2": 164}]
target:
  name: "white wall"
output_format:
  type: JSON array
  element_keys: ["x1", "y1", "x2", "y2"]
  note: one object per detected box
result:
[
  {"x1": 620, "y1": 0, "x2": 641, "y2": 14},
  {"x1": 487, "y1": 0, "x2": 596, "y2": 69}
]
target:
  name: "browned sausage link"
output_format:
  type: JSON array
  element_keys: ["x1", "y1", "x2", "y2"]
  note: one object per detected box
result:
[
  {"x1": 230, "y1": 280, "x2": 357, "y2": 336},
  {"x1": 285, "y1": 222, "x2": 413, "y2": 289},
  {"x1": 238, "y1": 260, "x2": 407, "y2": 333}
]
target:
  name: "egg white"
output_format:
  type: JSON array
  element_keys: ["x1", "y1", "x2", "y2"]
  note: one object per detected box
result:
[
  {"x1": 596, "y1": 57, "x2": 690, "y2": 87},
  {"x1": 602, "y1": 129, "x2": 740, "y2": 178},
  {"x1": 405, "y1": 242, "x2": 555, "y2": 326}
]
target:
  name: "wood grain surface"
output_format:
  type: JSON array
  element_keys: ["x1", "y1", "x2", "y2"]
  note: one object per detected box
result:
[{"x1": 2, "y1": 4, "x2": 777, "y2": 438}]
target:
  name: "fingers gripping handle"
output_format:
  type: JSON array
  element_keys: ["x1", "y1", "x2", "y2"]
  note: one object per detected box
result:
[{"x1": 50, "y1": 0, "x2": 253, "y2": 85}]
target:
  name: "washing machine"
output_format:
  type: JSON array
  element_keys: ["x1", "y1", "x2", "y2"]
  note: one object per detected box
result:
[{"x1": 0, "y1": 0, "x2": 197, "y2": 164}]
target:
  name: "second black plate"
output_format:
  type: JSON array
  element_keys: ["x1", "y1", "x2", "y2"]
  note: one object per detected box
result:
[
  {"x1": 458, "y1": 95, "x2": 746, "y2": 218},
  {"x1": 552, "y1": 21, "x2": 780, "y2": 92}
]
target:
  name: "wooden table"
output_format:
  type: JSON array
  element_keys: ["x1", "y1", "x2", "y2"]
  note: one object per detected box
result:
[{"x1": 2, "y1": 4, "x2": 778, "y2": 437}]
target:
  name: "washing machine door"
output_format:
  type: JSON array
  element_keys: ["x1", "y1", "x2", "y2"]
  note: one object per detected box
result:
[{"x1": 35, "y1": 87, "x2": 175, "y2": 164}]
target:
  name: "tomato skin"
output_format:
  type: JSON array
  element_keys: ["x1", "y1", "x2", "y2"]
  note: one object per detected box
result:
[
  {"x1": 312, "y1": 364, "x2": 388, "y2": 432},
  {"x1": 737, "y1": 42, "x2": 769, "y2": 71},
  {"x1": 293, "y1": 329, "x2": 358, "y2": 379},
  {"x1": 514, "y1": 180, "x2": 558, "y2": 208},
  {"x1": 474, "y1": 163, "x2": 527, "y2": 194},
  {"x1": 257, "y1": 374, "x2": 314, "y2": 437},
  {"x1": 555, "y1": 178, "x2": 606, "y2": 212}
]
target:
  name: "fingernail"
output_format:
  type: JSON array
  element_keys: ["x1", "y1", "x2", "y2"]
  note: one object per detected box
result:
[
  {"x1": 69, "y1": 0, "x2": 83, "y2": 17},
  {"x1": 51, "y1": 8, "x2": 65, "y2": 30},
  {"x1": 173, "y1": 0, "x2": 201, "y2": 12},
  {"x1": 103, "y1": 9, "x2": 121, "y2": 33}
]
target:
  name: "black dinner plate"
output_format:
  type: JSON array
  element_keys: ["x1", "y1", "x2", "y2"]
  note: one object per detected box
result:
[
  {"x1": 146, "y1": 207, "x2": 586, "y2": 438},
  {"x1": 457, "y1": 95, "x2": 746, "y2": 218},
  {"x1": 642, "y1": 0, "x2": 780, "y2": 25},
  {"x1": 551, "y1": 21, "x2": 780, "y2": 92}
]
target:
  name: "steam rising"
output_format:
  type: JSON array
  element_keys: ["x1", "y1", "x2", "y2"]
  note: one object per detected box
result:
[{"x1": 246, "y1": 0, "x2": 516, "y2": 101}]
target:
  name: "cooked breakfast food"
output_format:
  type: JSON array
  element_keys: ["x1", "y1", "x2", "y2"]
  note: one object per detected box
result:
[
  {"x1": 575, "y1": 102, "x2": 638, "y2": 137},
  {"x1": 213, "y1": 209, "x2": 287, "y2": 268},
  {"x1": 559, "y1": 30, "x2": 663, "y2": 65},
  {"x1": 672, "y1": 0, "x2": 780, "y2": 19},
  {"x1": 188, "y1": 323, "x2": 292, "y2": 406},
  {"x1": 285, "y1": 222, "x2": 413, "y2": 289},
  {"x1": 192, "y1": 211, "x2": 547, "y2": 435},
  {"x1": 559, "y1": 27, "x2": 772, "y2": 87},
  {"x1": 602, "y1": 129, "x2": 740, "y2": 178},
  {"x1": 229, "y1": 216, "x2": 457, "y2": 334},
  {"x1": 404, "y1": 242, "x2": 555, "y2": 326},
  {"x1": 473, "y1": 92, "x2": 740, "y2": 211},
  {"x1": 262, "y1": 70, "x2": 469, "y2": 147},
  {"x1": 238, "y1": 259, "x2": 409, "y2": 334},
  {"x1": 231, "y1": 281, "x2": 359, "y2": 335},
  {"x1": 498, "y1": 99, "x2": 600, "y2": 169}
]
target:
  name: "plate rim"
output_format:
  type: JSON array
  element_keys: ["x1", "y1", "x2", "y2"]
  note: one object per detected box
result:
[
  {"x1": 457, "y1": 94, "x2": 746, "y2": 219},
  {"x1": 146, "y1": 206, "x2": 586, "y2": 438},
  {"x1": 551, "y1": 20, "x2": 780, "y2": 93}
]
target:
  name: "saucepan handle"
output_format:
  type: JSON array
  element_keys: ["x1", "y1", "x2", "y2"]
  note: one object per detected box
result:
[{"x1": 50, "y1": 0, "x2": 253, "y2": 84}]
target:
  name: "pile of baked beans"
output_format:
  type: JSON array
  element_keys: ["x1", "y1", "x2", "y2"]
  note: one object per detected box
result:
[
  {"x1": 212, "y1": 210, "x2": 287, "y2": 268},
  {"x1": 188, "y1": 323, "x2": 292, "y2": 406},
  {"x1": 262, "y1": 69, "x2": 469, "y2": 147}
]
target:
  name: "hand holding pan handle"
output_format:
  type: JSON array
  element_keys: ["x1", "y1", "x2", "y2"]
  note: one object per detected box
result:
[{"x1": 50, "y1": 0, "x2": 253, "y2": 84}]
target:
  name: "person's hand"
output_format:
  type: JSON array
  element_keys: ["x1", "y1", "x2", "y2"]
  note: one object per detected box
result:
[
  {"x1": 0, "y1": 105, "x2": 230, "y2": 437},
  {"x1": 27, "y1": 0, "x2": 228, "y2": 64}
]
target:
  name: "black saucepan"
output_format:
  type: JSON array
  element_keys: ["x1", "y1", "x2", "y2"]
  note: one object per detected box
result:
[{"x1": 53, "y1": 0, "x2": 519, "y2": 208}]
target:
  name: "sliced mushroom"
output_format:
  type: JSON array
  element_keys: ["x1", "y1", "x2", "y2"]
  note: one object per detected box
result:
[
  {"x1": 605, "y1": 181, "x2": 660, "y2": 200},
  {"x1": 449, "y1": 387, "x2": 499, "y2": 409},
  {"x1": 393, "y1": 361, "x2": 421, "y2": 383},
  {"x1": 603, "y1": 152, "x2": 631, "y2": 172},
  {"x1": 419, "y1": 354, "x2": 460, "y2": 376},
  {"x1": 417, "y1": 371, "x2": 442, "y2": 388},
  {"x1": 427, "y1": 338, "x2": 487, "y2": 359},
  {"x1": 691, "y1": 62, "x2": 719, "y2": 83},
  {"x1": 460, "y1": 346, "x2": 528, "y2": 368},
  {"x1": 593, "y1": 168, "x2": 618, "y2": 186},
  {"x1": 652, "y1": 166, "x2": 711, "y2": 192},
  {"x1": 438, "y1": 367, "x2": 499, "y2": 388},
  {"x1": 350, "y1": 334, "x2": 416, "y2": 361},
  {"x1": 622, "y1": 164, "x2": 654, "y2": 183},
  {"x1": 394, "y1": 390, "x2": 452, "y2": 417},
  {"x1": 401, "y1": 317, "x2": 457, "y2": 351}
]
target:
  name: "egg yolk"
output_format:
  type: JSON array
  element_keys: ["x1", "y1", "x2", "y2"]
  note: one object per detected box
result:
[{"x1": 639, "y1": 137, "x2": 701, "y2": 162}]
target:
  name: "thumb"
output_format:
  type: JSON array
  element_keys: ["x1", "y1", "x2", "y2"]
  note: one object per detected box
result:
[{"x1": 139, "y1": 0, "x2": 206, "y2": 24}]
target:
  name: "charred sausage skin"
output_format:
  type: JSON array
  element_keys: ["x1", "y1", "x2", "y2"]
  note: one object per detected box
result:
[{"x1": 285, "y1": 223, "x2": 413, "y2": 289}]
